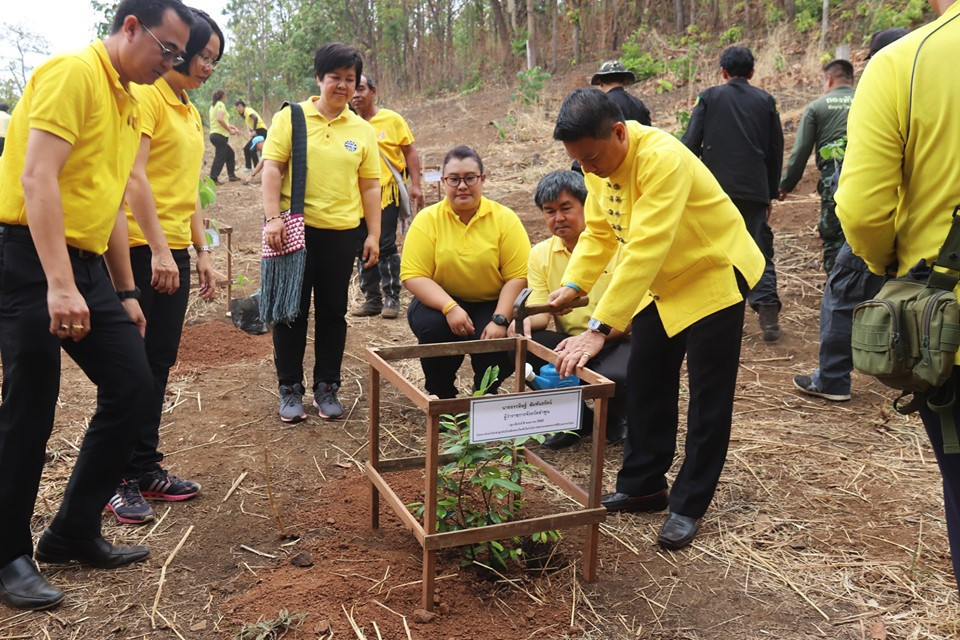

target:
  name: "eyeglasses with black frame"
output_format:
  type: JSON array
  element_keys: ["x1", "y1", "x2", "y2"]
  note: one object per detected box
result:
[
  {"x1": 442, "y1": 174, "x2": 481, "y2": 187},
  {"x1": 138, "y1": 19, "x2": 185, "y2": 66}
]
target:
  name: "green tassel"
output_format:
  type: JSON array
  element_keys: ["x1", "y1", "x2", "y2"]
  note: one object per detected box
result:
[{"x1": 259, "y1": 248, "x2": 307, "y2": 326}]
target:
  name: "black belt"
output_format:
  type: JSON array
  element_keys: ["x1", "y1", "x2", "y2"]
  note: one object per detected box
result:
[{"x1": 0, "y1": 224, "x2": 101, "y2": 260}]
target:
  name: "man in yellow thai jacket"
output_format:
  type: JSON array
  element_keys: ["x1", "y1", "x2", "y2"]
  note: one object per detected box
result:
[
  {"x1": 547, "y1": 88, "x2": 765, "y2": 549},
  {"x1": 836, "y1": 0, "x2": 960, "y2": 590}
]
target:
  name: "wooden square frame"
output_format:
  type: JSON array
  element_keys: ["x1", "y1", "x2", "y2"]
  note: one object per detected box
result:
[{"x1": 364, "y1": 337, "x2": 614, "y2": 611}]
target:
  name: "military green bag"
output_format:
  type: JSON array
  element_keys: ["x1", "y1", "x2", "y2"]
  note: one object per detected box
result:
[{"x1": 851, "y1": 207, "x2": 960, "y2": 454}]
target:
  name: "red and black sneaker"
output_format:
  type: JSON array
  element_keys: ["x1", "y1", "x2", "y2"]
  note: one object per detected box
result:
[
  {"x1": 106, "y1": 481, "x2": 156, "y2": 525},
  {"x1": 139, "y1": 468, "x2": 201, "y2": 501}
]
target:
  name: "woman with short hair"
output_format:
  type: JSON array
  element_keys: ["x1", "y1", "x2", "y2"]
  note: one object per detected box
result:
[{"x1": 401, "y1": 146, "x2": 529, "y2": 398}]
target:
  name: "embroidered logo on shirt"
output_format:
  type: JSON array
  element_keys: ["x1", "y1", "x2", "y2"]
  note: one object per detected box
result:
[{"x1": 344, "y1": 140, "x2": 358, "y2": 152}]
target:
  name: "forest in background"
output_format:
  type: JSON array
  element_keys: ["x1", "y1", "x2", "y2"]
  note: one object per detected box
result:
[{"x1": 0, "y1": 0, "x2": 935, "y2": 122}]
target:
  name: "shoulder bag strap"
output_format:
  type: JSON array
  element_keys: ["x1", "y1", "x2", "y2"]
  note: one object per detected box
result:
[
  {"x1": 927, "y1": 205, "x2": 960, "y2": 291},
  {"x1": 280, "y1": 101, "x2": 307, "y2": 215}
]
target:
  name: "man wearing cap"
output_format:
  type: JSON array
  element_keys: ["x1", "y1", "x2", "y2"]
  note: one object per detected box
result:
[
  {"x1": 682, "y1": 46, "x2": 784, "y2": 343},
  {"x1": 792, "y1": 28, "x2": 907, "y2": 403},
  {"x1": 591, "y1": 61, "x2": 651, "y2": 126},
  {"x1": 242, "y1": 135, "x2": 265, "y2": 185}
]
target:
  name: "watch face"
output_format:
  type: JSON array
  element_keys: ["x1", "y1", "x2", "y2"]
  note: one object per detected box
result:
[{"x1": 492, "y1": 314, "x2": 508, "y2": 327}]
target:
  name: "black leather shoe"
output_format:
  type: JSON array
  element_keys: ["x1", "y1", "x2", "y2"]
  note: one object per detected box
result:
[
  {"x1": 35, "y1": 529, "x2": 149, "y2": 568},
  {"x1": 605, "y1": 414, "x2": 628, "y2": 444},
  {"x1": 0, "y1": 555, "x2": 64, "y2": 610},
  {"x1": 657, "y1": 512, "x2": 699, "y2": 549},
  {"x1": 601, "y1": 490, "x2": 668, "y2": 513},
  {"x1": 541, "y1": 429, "x2": 588, "y2": 450}
]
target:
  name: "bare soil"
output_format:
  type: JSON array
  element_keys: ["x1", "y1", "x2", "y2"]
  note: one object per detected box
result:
[{"x1": 6, "y1": 64, "x2": 960, "y2": 640}]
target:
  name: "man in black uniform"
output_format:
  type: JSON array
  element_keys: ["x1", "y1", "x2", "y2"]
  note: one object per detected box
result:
[
  {"x1": 682, "y1": 46, "x2": 784, "y2": 342},
  {"x1": 590, "y1": 60, "x2": 651, "y2": 125}
]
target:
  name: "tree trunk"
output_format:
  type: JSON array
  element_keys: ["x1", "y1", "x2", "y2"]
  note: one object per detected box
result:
[
  {"x1": 526, "y1": 0, "x2": 537, "y2": 69},
  {"x1": 820, "y1": 0, "x2": 829, "y2": 50},
  {"x1": 784, "y1": 0, "x2": 797, "y2": 20},
  {"x1": 674, "y1": 0, "x2": 685, "y2": 32},
  {"x1": 507, "y1": 0, "x2": 520, "y2": 32},
  {"x1": 549, "y1": 0, "x2": 558, "y2": 73},
  {"x1": 490, "y1": 0, "x2": 514, "y2": 61}
]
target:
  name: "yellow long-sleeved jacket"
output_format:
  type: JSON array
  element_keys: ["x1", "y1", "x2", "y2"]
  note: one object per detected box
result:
[
  {"x1": 561, "y1": 121, "x2": 766, "y2": 336},
  {"x1": 836, "y1": 2, "x2": 960, "y2": 277}
]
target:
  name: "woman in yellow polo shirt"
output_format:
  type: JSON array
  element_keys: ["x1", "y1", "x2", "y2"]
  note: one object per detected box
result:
[
  {"x1": 400, "y1": 146, "x2": 530, "y2": 398},
  {"x1": 208, "y1": 88, "x2": 240, "y2": 183},
  {"x1": 261, "y1": 42, "x2": 381, "y2": 423},
  {"x1": 108, "y1": 9, "x2": 223, "y2": 526}
]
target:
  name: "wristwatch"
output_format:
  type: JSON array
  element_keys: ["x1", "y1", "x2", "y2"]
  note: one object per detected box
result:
[
  {"x1": 587, "y1": 318, "x2": 612, "y2": 336},
  {"x1": 492, "y1": 313, "x2": 510, "y2": 327},
  {"x1": 194, "y1": 244, "x2": 212, "y2": 253},
  {"x1": 116, "y1": 287, "x2": 142, "y2": 301}
]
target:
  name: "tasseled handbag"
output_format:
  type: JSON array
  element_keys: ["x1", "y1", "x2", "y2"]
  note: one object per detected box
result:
[{"x1": 259, "y1": 101, "x2": 308, "y2": 326}]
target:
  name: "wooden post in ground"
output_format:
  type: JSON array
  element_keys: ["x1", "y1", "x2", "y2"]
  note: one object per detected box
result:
[
  {"x1": 369, "y1": 367, "x2": 381, "y2": 530},
  {"x1": 583, "y1": 392, "x2": 607, "y2": 582},
  {"x1": 422, "y1": 412, "x2": 440, "y2": 611}
]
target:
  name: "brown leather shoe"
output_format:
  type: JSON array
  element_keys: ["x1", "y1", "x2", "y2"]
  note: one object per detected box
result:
[{"x1": 601, "y1": 489, "x2": 668, "y2": 513}]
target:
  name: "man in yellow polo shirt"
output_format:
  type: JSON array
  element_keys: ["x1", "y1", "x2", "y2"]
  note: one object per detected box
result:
[
  {"x1": 350, "y1": 74, "x2": 423, "y2": 319},
  {"x1": 520, "y1": 170, "x2": 631, "y2": 449},
  {"x1": 235, "y1": 99, "x2": 266, "y2": 171},
  {"x1": 548, "y1": 89, "x2": 765, "y2": 550},
  {"x1": 836, "y1": 0, "x2": 960, "y2": 591},
  {"x1": 0, "y1": 0, "x2": 191, "y2": 610}
]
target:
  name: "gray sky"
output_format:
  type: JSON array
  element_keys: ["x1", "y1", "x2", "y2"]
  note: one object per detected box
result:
[{"x1": 1, "y1": 0, "x2": 230, "y2": 74}]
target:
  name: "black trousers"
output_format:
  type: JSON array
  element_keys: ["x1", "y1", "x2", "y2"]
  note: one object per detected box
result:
[
  {"x1": 355, "y1": 201, "x2": 401, "y2": 304},
  {"x1": 209, "y1": 133, "x2": 235, "y2": 181},
  {"x1": 617, "y1": 276, "x2": 747, "y2": 518},
  {"x1": 918, "y1": 373, "x2": 960, "y2": 592},
  {"x1": 528, "y1": 329, "x2": 630, "y2": 420},
  {"x1": 273, "y1": 226, "x2": 357, "y2": 389},
  {"x1": 243, "y1": 135, "x2": 258, "y2": 170},
  {"x1": 0, "y1": 225, "x2": 152, "y2": 566},
  {"x1": 123, "y1": 245, "x2": 190, "y2": 480},
  {"x1": 407, "y1": 298, "x2": 514, "y2": 399},
  {"x1": 733, "y1": 198, "x2": 779, "y2": 311}
]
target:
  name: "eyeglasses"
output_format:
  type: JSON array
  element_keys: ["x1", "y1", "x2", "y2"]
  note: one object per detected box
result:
[
  {"x1": 139, "y1": 20, "x2": 185, "y2": 66},
  {"x1": 196, "y1": 53, "x2": 219, "y2": 69},
  {"x1": 442, "y1": 174, "x2": 481, "y2": 187}
]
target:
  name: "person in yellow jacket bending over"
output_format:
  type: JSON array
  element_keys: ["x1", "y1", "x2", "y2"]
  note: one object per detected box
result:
[
  {"x1": 547, "y1": 88, "x2": 765, "y2": 550},
  {"x1": 836, "y1": 0, "x2": 960, "y2": 592}
]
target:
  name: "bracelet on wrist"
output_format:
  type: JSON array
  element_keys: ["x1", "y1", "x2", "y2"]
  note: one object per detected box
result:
[
  {"x1": 563, "y1": 282, "x2": 581, "y2": 293},
  {"x1": 442, "y1": 300, "x2": 459, "y2": 315},
  {"x1": 265, "y1": 214, "x2": 282, "y2": 223}
]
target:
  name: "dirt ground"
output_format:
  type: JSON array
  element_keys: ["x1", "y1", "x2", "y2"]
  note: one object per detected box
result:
[{"x1": 5, "y1": 70, "x2": 960, "y2": 640}]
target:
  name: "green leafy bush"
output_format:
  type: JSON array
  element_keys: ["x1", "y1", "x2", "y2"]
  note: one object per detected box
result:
[
  {"x1": 515, "y1": 66, "x2": 551, "y2": 105},
  {"x1": 407, "y1": 367, "x2": 560, "y2": 569},
  {"x1": 720, "y1": 26, "x2": 743, "y2": 44},
  {"x1": 621, "y1": 30, "x2": 666, "y2": 81}
]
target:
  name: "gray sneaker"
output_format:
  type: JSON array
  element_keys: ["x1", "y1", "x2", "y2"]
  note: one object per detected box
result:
[
  {"x1": 381, "y1": 297, "x2": 400, "y2": 319},
  {"x1": 313, "y1": 382, "x2": 343, "y2": 419},
  {"x1": 279, "y1": 384, "x2": 307, "y2": 423}
]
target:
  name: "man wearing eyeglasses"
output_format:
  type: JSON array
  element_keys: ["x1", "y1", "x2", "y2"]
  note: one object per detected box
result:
[{"x1": 0, "y1": 0, "x2": 191, "y2": 610}]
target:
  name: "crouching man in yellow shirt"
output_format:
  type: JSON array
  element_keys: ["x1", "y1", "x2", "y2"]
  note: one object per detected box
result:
[
  {"x1": 548, "y1": 89, "x2": 765, "y2": 549},
  {"x1": 0, "y1": 0, "x2": 192, "y2": 609},
  {"x1": 517, "y1": 170, "x2": 631, "y2": 449}
]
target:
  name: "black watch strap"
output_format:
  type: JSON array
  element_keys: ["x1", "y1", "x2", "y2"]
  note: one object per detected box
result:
[
  {"x1": 492, "y1": 313, "x2": 509, "y2": 327},
  {"x1": 116, "y1": 287, "x2": 141, "y2": 301}
]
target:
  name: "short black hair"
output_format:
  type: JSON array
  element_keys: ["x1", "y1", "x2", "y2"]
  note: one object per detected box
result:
[
  {"x1": 361, "y1": 74, "x2": 376, "y2": 91},
  {"x1": 534, "y1": 170, "x2": 587, "y2": 210},
  {"x1": 553, "y1": 88, "x2": 624, "y2": 142},
  {"x1": 314, "y1": 43, "x2": 363, "y2": 88},
  {"x1": 173, "y1": 8, "x2": 223, "y2": 76},
  {"x1": 720, "y1": 46, "x2": 754, "y2": 77},
  {"x1": 823, "y1": 59, "x2": 854, "y2": 83},
  {"x1": 235, "y1": 99, "x2": 246, "y2": 107},
  {"x1": 0, "y1": 103, "x2": 8, "y2": 112},
  {"x1": 212, "y1": 88, "x2": 225, "y2": 103},
  {"x1": 442, "y1": 146, "x2": 484, "y2": 174},
  {"x1": 110, "y1": 0, "x2": 193, "y2": 35},
  {"x1": 867, "y1": 28, "x2": 910, "y2": 58}
]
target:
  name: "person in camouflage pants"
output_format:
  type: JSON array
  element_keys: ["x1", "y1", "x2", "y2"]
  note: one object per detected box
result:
[{"x1": 779, "y1": 59, "x2": 855, "y2": 274}]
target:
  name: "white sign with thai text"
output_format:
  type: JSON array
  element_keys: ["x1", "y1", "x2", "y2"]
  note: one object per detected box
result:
[{"x1": 469, "y1": 389, "x2": 583, "y2": 444}]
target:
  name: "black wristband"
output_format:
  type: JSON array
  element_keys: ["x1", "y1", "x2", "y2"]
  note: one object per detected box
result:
[{"x1": 116, "y1": 287, "x2": 141, "y2": 301}]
